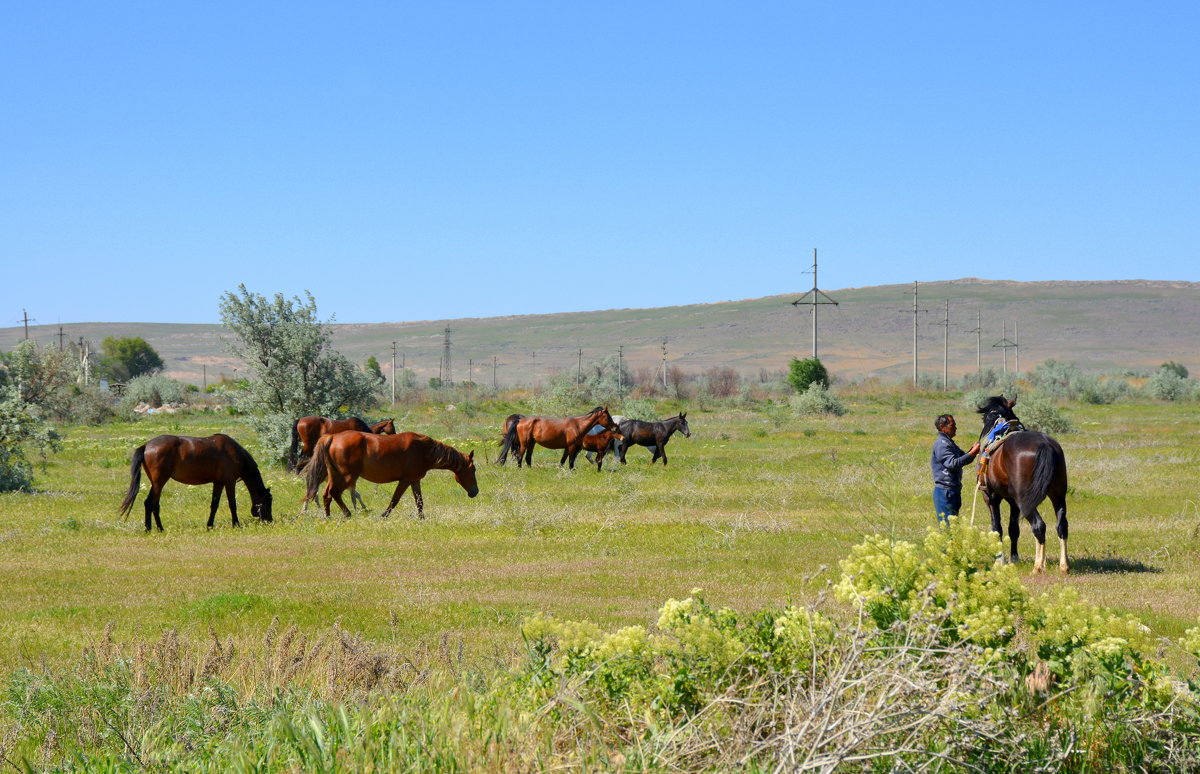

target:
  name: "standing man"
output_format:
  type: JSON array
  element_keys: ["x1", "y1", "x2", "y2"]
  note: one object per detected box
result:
[{"x1": 931, "y1": 414, "x2": 981, "y2": 525}]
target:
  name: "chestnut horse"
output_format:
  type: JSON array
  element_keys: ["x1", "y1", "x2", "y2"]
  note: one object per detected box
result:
[
  {"x1": 304, "y1": 431, "x2": 478, "y2": 519},
  {"x1": 574, "y1": 427, "x2": 625, "y2": 471},
  {"x1": 975, "y1": 396, "x2": 1070, "y2": 574},
  {"x1": 513, "y1": 406, "x2": 618, "y2": 469},
  {"x1": 118, "y1": 434, "x2": 273, "y2": 532},
  {"x1": 288, "y1": 416, "x2": 396, "y2": 471}
]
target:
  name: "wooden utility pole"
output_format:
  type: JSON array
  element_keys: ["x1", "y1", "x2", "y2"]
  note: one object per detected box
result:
[
  {"x1": 790, "y1": 249, "x2": 839, "y2": 359},
  {"x1": 909, "y1": 281, "x2": 927, "y2": 387},
  {"x1": 57, "y1": 326, "x2": 66, "y2": 351},
  {"x1": 493, "y1": 356, "x2": 498, "y2": 390},
  {"x1": 19, "y1": 309, "x2": 35, "y2": 340},
  {"x1": 1014, "y1": 322, "x2": 1020, "y2": 374},
  {"x1": 968, "y1": 310, "x2": 982, "y2": 373},
  {"x1": 617, "y1": 346, "x2": 624, "y2": 398},
  {"x1": 577, "y1": 348, "x2": 583, "y2": 384},
  {"x1": 661, "y1": 339, "x2": 668, "y2": 390},
  {"x1": 938, "y1": 299, "x2": 950, "y2": 390},
  {"x1": 993, "y1": 320, "x2": 1017, "y2": 373}
]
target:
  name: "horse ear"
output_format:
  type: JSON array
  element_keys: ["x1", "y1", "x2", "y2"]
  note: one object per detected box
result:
[
  {"x1": 468, "y1": 450, "x2": 474, "y2": 461},
  {"x1": 1007, "y1": 398, "x2": 1017, "y2": 408},
  {"x1": 681, "y1": 411, "x2": 687, "y2": 418}
]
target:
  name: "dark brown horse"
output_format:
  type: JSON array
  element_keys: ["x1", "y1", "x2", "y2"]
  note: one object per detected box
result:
[
  {"x1": 617, "y1": 413, "x2": 691, "y2": 465},
  {"x1": 975, "y1": 396, "x2": 1069, "y2": 574},
  {"x1": 514, "y1": 406, "x2": 618, "y2": 469},
  {"x1": 118, "y1": 434, "x2": 273, "y2": 532},
  {"x1": 288, "y1": 416, "x2": 396, "y2": 471},
  {"x1": 304, "y1": 431, "x2": 478, "y2": 519}
]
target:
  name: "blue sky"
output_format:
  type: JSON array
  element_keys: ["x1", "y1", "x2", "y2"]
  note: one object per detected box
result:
[{"x1": 3, "y1": 2, "x2": 1197, "y2": 325}]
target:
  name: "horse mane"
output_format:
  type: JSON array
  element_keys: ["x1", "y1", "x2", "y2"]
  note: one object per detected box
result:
[
  {"x1": 975, "y1": 395, "x2": 1011, "y2": 415},
  {"x1": 427, "y1": 437, "x2": 469, "y2": 470},
  {"x1": 348, "y1": 416, "x2": 371, "y2": 432}
]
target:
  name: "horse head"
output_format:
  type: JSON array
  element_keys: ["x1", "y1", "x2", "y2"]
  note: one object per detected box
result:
[
  {"x1": 454, "y1": 450, "x2": 479, "y2": 498},
  {"x1": 976, "y1": 395, "x2": 1020, "y2": 438},
  {"x1": 677, "y1": 412, "x2": 691, "y2": 438},
  {"x1": 254, "y1": 487, "x2": 274, "y2": 523},
  {"x1": 377, "y1": 419, "x2": 396, "y2": 434},
  {"x1": 596, "y1": 405, "x2": 619, "y2": 431}
]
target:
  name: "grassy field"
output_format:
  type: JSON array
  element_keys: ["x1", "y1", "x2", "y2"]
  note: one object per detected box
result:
[{"x1": 3, "y1": 391, "x2": 1199, "y2": 676}]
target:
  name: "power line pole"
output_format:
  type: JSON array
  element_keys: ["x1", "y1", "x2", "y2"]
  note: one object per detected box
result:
[
  {"x1": 661, "y1": 339, "x2": 668, "y2": 390},
  {"x1": 909, "y1": 281, "x2": 927, "y2": 387},
  {"x1": 993, "y1": 320, "x2": 1017, "y2": 373},
  {"x1": 617, "y1": 346, "x2": 624, "y2": 399},
  {"x1": 19, "y1": 309, "x2": 35, "y2": 340},
  {"x1": 468, "y1": 358, "x2": 473, "y2": 385},
  {"x1": 968, "y1": 310, "x2": 982, "y2": 374},
  {"x1": 790, "y1": 248, "x2": 839, "y2": 359},
  {"x1": 493, "y1": 355, "x2": 498, "y2": 390},
  {"x1": 1014, "y1": 321, "x2": 1020, "y2": 374},
  {"x1": 577, "y1": 348, "x2": 583, "y2": 384},
  {"x1": 56, "y1": 326, "x2": 66, "y2": 351},
  {"x1": 938, "y1": 299, "x2": 950, "y2": 390},
  {"x1": 391, "y1": 341, "x2": 397, "y2": 404}
]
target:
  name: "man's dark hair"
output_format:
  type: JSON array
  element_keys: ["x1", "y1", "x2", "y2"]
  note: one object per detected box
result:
[{"x1": 935, "y1": 414, "x2": 954, "y2": 431}]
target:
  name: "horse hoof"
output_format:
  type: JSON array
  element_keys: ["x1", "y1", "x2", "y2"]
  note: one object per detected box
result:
[{"x1": 1059, "y1": 565, "x2": 1069, "y2": 575}]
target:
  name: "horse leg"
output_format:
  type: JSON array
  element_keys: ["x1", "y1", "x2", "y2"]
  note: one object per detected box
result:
[
  {"x1": 659, "y1": 439, "x2": 669, "y2": 466},
  {"x1": 1007, "y1": 499, "x2": 1021, "y2": 565},
  {"x1": 208, "y1": 483, "x2": 222, "y2": 529},
  {"x1": 1052, "y1": 491, "x2": 1069, "y2": 574},
  {"x1": 144, "y1": 492, "x2": 156, "y2": 533},
  {"x1": 984, "y1": 492, "x2": 1004, "y2": 553},
  {"x1": 351, "y1": 488, "x2": 366, "y2": 510},
  {"x1": 412, "y1": 481, "x2": 425, "y2": 519},
  {"x1": 381, "y1": 480, "x2": 412, "y2": 519},
  {"x1": 559, "y1": 449, "x2": 570, "y2": 467},
  {"x1": 567, "y1": 446, "x2": 581, "y2": 469},
  {"x1": 1027, "y1": 507, "x2": 1048, "y2": 575},
  {"x1": 227, "y1": 481, "x2": 240, "y2": 528},
  {"x1": 324, "y1": 473, "x2": 354, "y2": 519}
]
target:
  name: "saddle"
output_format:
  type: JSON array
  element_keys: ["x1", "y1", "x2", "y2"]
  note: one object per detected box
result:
[{"x1": 976, "y1": 420, "x2": 1025, "y2": 484}]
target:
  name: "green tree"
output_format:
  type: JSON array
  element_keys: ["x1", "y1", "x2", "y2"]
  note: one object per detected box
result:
[
  {"x1": 0, "y1": 385, "x2": 62, "y2": 491},
  {"x1": 364, "y1": 355, "x2": 385, "y2": 385},
  {"x1": 99, "y1": 337, "x2": 164, "y2": 382},
  {"x1": 1161, "y1": 361, "x2": 1189, "y2": 379},
  {"x1": 219, "y1": 286, "x2": 380, "y2": 462},
  {"x1": 787, "y1": 357, "x2": 829, "y2": 394},
  {"x1": 1, "y1": 340, "x2": 79, "y2": 421}
]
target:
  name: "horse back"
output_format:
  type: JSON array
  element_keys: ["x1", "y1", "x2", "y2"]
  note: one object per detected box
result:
[
  {"x1": 143, "y1": 434, "x2": 241, "y2": 486},
  {"x1": 331, "y1": 431, "x2": 432, "y2": 483},
  {"x1": 985, "y1": 431, "x2": 1066, "y2": 493}
]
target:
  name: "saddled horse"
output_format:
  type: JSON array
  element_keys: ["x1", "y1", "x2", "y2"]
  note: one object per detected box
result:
[
  {"x1": 289, "y1": 416, "x2": 396, "y2": 471},
  {"x1": 304, "y1": 431, "x2": 478, "y2": 519},
  {"x1": 496, "y1": 413, "x2": 525, "y2": 465},
  {"x1": 576, "y1": 427, "x2": 625, "y2": 471},
  {"x1": 975, "y1": 396, "x2": 1070, "y2": 574},
  {"x1": 617, "y1": 413, "x2": 691, "y2": 465},
  {"x1": 514, "y1": 406, "x2": 618, "y2": 469},
  {"x1": 118, "y1": 434, "x2": 273, "y2": 532}
]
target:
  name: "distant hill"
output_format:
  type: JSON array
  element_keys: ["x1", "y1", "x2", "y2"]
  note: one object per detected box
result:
[{"x1": 4, "y1": 279, "x2": 1198, "y2": 386}]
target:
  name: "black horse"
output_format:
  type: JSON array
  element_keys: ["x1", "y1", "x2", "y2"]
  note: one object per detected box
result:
[
  {"x1": 617, "y1": 413, "x2": 691, "y2": 466},
  {"x1": 975, "y1": 396, "x2": 1069, "y2": 574}
]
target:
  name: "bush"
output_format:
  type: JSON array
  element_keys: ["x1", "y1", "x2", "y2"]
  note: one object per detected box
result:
[
  {"x1": 790, "y1": 383, "x2": 846, "y2": 417},
  {"x1": 787, "y1": 357, "x2": 828, "y2": 394},
  {"x1": 120, "y1": 374, "x2": 187, "y2": 410},
  {"x1": 0, "y1": 385, "x2": 62, "y2": 491},
  {"x1": 1146, "y1": 366, "x2": 1196, "y2": 401},
  {"x1": 1016, "y1": 394, "x2": 1073, "y2": 434}
]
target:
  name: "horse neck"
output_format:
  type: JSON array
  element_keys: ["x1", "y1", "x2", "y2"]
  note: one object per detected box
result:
[{"x1": 238, "y1": 454, "x2": 269, "y2": 502}]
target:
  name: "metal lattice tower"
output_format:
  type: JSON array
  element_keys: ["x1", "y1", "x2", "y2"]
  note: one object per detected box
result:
[
  {"x1": 790, "y1": 249, "x2": 839, "y2": 359},
  {"x1": 442, "y1": 327, "x2": 452, "y2": 385}
]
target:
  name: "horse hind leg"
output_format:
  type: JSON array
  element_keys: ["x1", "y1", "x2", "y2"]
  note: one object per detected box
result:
[
  {"x1": 1052, "y1": 492, "x2": 1069, "y2": 574},
  {"x1": 351, "y1": 488, "x2": 366, "y2": 510},
  {"x1": 1026, "y1": 507, "x2": 1048, "y2": 575},
  {"x1": 1007, "y1": 501, "x2": 1021, "y2": 565}
]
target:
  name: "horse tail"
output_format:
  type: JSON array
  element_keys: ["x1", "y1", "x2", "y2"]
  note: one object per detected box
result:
[
  {"x1": 118, "y1": 445, "x2": 146, "y2": 517},
  {"x1": 288, "y1": 419, "x2": 301, "y2": 472},
  {"x1": 304, "y1": 435, "x2": 334, "y2": 502},
  {"x1": 1019, "y1": 438, "x2": 1058, "y2": 517},
  {"x1": 497, "y1": 414, "x2": 522, "y2": 465}
]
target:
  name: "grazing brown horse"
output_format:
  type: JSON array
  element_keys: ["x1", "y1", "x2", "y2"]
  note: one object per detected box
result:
[
  {"x1": 975, "y1": 396, "x2": 1070, "y2": 574},
  {"x1": 118, "y1": 434, "x2": 273, "y2": 532},
  {"x1": 304, "y1": 431, "x2": 478, "y2": 519},
  {"x1": 288, "y1": 416, "x2": 396, "y2": 471},
  {"x1": 514, "y1": 406, "x2": 618, "y2": 469},
  {"x1": 575, "y1": 427, "x2": 625, "y2": 471}
]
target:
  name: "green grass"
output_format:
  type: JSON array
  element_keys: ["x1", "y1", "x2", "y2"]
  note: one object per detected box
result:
[{"x1": 1, "y1": 395, "x2": 1199, "y2": 676}]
